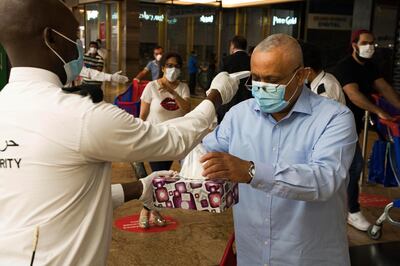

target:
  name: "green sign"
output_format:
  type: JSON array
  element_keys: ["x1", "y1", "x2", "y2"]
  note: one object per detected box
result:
[{"x1": 0, "y1": 45, "x2": 8, "y2": 91}]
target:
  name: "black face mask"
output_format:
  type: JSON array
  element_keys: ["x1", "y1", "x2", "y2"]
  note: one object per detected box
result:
[{"x1": 62, "y1": 83, "x2": 103, "y2": 103}]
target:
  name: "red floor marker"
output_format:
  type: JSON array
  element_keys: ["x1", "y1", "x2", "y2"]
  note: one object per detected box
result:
[
  {"x1": 359, "y1": 193, "x2": 392, "y2": 207},
  {"x1": 114, "y1": 214, "x2": 179, "y2": 233}
]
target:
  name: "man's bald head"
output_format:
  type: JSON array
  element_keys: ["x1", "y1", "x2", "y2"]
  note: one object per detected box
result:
[
  {"x1": 0, "y1": 0, "x2": 79, "y2": 84},
  {"x1": 254, "y1": 34, "x2": 303, "y2": 68}
]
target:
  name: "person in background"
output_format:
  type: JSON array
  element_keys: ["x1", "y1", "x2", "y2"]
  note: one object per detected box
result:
[
  {"x1": 333, "y1": 29, "x2": 400, "y2": 231},
  {"x1": 300, "y1": 41, "x2": 346, "y2": 105},
  {"x1": 206, "y1": 53, "x2": 217, "y2": 90},
  {"x1": 248, "y1": 46, "x2": 255, "y2": 57},
  {"x1": 201, "y1": 33, "x2": 357, "y2": 266},
  {"x1": 138, "y1": 52, "x2": 191, "y2": 229},
  {"x1": 217, "y1": 35, "x2": 251, "y2": 122},
  {"x1": 0, "y1": 0, "x2": 239, "y2": 264},
  {"x1": 96, "y1": 39, "x2": 107, "y2": 62},
  {"x1": 82, "y1": 41, "x2": 104, "y2": 85},
  {"x1": 188, "y1": 50, "x2": 198, "y2": 95},
  {"x1": 134, "y1": 46, "x2": 163, "y2": 82}
]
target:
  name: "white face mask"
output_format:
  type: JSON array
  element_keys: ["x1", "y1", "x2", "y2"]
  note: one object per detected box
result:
[
  {"x1": 155, "y1": 54, "x2": 162, "y2": 61},
  {"x1": 358, "y1": 44, "x2": 375, "y2": 59},
  {"x1": 165, "y1": 67, "x2": 181, "y2": 82},
  {"x1": 89, "y1": 47, "x2": 97, "y2": 54}
]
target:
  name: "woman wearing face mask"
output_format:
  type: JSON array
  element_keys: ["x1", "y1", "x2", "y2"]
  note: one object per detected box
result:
[{"x1": 138, "y1": 52, "x2": 191, "y2": 228}]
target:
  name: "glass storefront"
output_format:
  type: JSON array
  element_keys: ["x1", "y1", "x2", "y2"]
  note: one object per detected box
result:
[
  {"x1": 73, "y1": 1, "x2": 121, "y2": 73},
  {"x1": 138, "y1": 2, "x2": 304, "y2": 79}
]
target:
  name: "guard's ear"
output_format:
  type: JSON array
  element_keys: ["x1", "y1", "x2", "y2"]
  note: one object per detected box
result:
[{"x1": 43, "y1": 27, "x2": 55, "y2": 44}]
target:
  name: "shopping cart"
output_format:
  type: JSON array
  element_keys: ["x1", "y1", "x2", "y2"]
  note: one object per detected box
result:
[
  {"x1": 366, "y1": 94, "x2": 400, "y2": 240},
  {"x1": 114, "y1": 79, "x2": 149, "y2": 117}
]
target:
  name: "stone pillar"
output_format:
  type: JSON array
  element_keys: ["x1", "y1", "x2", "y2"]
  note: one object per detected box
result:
[
  {"x1": 352, "y1": 0, "x2": 373, "y2": 30},
  {"x1": 120, "y1": 0, "x2": 140, "y2": 77}
]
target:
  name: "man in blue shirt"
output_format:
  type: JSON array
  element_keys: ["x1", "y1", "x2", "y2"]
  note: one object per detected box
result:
[
  {"x1": 201, "y1": 34, "x2": 357, "y2": 265},
  {"x1": 134, "y1": 46, "x2": 163, "y2": 81}
]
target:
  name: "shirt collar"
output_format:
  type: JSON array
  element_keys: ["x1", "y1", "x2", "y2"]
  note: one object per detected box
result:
[
  {"x1": 253, "y1": 85, "x2": 312, "y2": 116},
  {"x1": 310, "y1": 70, "x2": 325, "y2": 89},
  {"x1": 9, "y1": 67, "x2": 63, "y2": 88}
]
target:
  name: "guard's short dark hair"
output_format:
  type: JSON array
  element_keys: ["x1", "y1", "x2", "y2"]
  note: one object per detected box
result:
[
  {"x1": 158, "y1": 52, "x2": 183, "y2": 78},
  {"x1": 154, "y1": 45, "x2": 163, "y2": 51},
  {"x1": 89, "y1": 41, "x2": 99, "y2": 49},
  {"x1": 299, "y1": 40, "x2": 322, "y2": 72},
  {"x1": 231, "y1": 35, "x2": 247, "y2": 50}
]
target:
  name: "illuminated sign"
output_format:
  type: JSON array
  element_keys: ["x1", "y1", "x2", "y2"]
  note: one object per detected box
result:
[
  {"x1": 168, "y1": 18, "x2": 178, "y2": 25},
  {"x1": 272, "y1": 16, "x2": 297, "y2": 26},
  {"x1": 200, "y1": 15, "x2": 214, "y2": 24},
  {"x1": 112, "y1": 12, "x2": 118, "y2": 20},
  {"x1": 139, "y1": 11, "x2": 164, "y2": 22},
  {"x1": 86, "y1": 10, "x2": 99, "y2": 21}
]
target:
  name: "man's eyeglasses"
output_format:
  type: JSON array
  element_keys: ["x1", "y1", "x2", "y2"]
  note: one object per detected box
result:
[
  {"x1": 245, "y1": 66, "x2": 302, "y2": 92},
  {"x1": 165, "y1": 63, "x2": 181, "y2": 69}
]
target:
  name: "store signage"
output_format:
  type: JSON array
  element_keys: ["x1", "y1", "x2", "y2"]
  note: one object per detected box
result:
[
  {"x1": 308, "y1": 14, "x2": 352, "y2": 31},
  {"x1": 200, "y1": 15, "x2": 214, "y2": 24},
  {"x1": 86, "y1": 10, "x2": 99, "y2": 20},
  {"x1": 272, "y1": 16, "x2": 297, "y2": 26},
  {"x1": 168, "y1": 18, "x2": 178, "y2": 25},
  {"x1": 139, "y1": 11, "x2": 164, "y2": 22}
]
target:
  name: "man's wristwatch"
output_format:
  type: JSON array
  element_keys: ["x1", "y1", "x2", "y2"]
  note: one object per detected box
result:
[{"x1": 248, "y1": 161, "x2": 255, "y2": 183}]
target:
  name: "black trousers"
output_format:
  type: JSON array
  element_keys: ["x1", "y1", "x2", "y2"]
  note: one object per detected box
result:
[
  {"x1": 347, "y1": 143, "x2": 364, "y2": 213},
  {"x1": 189, "y1": 73, "x2": 197, "y2": 95},
  {"x1": 149, "y1": 161, "x2": 173, "y2": 172}
]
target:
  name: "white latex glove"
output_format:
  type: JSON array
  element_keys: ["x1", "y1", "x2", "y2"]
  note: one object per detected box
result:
[
  {"x1": 206, "y1": 72, "x2": 239, "y2": 104},
  {"x1": 139, "y1": 170, "x2": 175, "y2": 208},
  {"x1": 111, "y1": 70, "x2": 129, "y2": 84}
]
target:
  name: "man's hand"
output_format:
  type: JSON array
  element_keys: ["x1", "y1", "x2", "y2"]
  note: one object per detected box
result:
[
  {"x1": 206, "y1": 72, "x2": 239, "y2": 105},
  {"x1": 139, "y1": 170, "x2": 176, "y2": 207},
  {"x1": 200, "y1": 152, "x2": 252, "y2": 183},
  {"x1": 111, "y1": 71, "x2": 129, "y2": 84}
]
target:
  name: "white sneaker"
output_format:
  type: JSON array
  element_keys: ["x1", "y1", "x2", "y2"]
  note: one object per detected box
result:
[{"x1": 347, "y1": 212, "x2": 371, "y2": 231}]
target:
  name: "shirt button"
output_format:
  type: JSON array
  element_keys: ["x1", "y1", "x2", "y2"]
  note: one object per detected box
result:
[
  {"x1": 276, "y1": 125, "x2": 279, "y2": 128},
  {"x1": 264, "y1": 241, "x2": 268, "y2": 245},
  {"x1": 272, "y1": 147, "x2": 276, "y2": 151},
  {"x1": 265, "y1": 218, "x2": 269, "y2": 222}
]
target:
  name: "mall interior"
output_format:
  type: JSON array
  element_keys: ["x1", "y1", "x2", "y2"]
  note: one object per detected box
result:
[{"x1": 1, "y1": 0, "x2": 400, "y2": 265}]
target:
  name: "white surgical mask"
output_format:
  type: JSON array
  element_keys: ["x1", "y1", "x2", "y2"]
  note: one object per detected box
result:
[
  {"x1": 165, "y1": 67, "x2": 180, "y2": 82},
  {"x1": 89, "y1": 47, "x2": 97, "y2": 54},
  {"x1": 358, "y1": 44, "x2": 375, "y2": 59},
  {"x1": 155, "y1": 54, "x2": 162, "y2": 61}
]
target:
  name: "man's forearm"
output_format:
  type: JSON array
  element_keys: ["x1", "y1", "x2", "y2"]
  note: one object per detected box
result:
[
  {"x1": 206, "y1": 89, "x2": 222, "y2": 110},
  {"x1": 121, "y1": 181, "x2": 143, "y2": 202}
]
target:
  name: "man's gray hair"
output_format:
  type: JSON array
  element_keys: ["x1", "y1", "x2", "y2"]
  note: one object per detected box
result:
[{"x1": 254, "y1": 34, "x2": 303, "y2": 66}]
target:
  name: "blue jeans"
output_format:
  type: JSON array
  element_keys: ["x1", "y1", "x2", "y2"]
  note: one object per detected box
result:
[{"x1": 347, "y1": 143, "x2": 364, "y2": 213}]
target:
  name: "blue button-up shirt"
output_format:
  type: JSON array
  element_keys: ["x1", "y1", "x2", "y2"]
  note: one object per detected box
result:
[
  {"x1": 203, "y1": 87, "x2": 357, "y2": 266},
  {"x1": 145, "y1": 60, "x2": 160, "y2": 80}
]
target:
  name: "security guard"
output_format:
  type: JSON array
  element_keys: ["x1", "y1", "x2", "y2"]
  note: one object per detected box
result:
[{"x1": 0, "y1": 0, "x2": 238, "y2": 265}]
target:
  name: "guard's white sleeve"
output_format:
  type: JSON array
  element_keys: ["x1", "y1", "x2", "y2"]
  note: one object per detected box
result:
[
  {"x1": 111, "y1": 184, "x2": 124, "y2": 209},
  {"x1": 80, "y1": 66, "x2": 112, "y2": 82},
  {"x1": 80, "y1": 100, "x2": 216, "y2": 162}
]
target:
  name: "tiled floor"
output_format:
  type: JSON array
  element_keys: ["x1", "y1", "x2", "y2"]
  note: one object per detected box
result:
[{"x1": 104, "y1": 82, "x2": 400, "y2": 265}]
